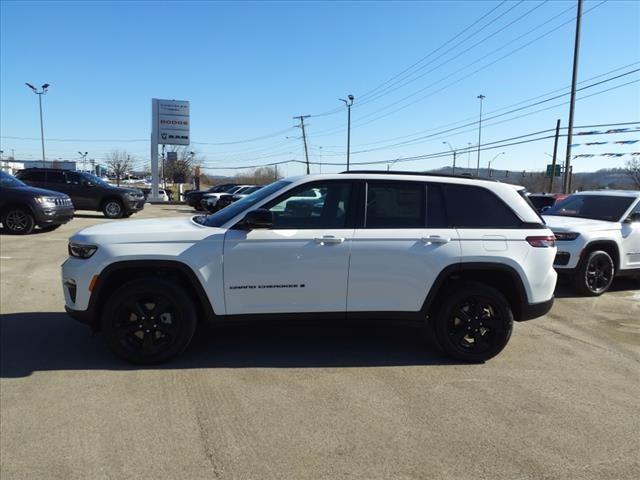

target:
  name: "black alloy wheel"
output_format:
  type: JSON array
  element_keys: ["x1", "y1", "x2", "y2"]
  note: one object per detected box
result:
[
  {"x1": 102, "y1": 278, "x2": 197, "y2": 363},
  {"x1": 433, "y1": 283, "x2": 513, "y2": 363},
  {"x1": 574, "y1": 250, "x2": 614, "y2": 296},
  {"x1": 1, "y1": 208, "x2": 35, "y2": 234}
]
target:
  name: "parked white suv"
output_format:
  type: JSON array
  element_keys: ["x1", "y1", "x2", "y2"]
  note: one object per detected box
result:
[
  {"x1": 542, "y1": 190, "x2": 640, "y2": 295},
  {"x1": 62, "y1": 172, "x2": 557, "y2": 364}
]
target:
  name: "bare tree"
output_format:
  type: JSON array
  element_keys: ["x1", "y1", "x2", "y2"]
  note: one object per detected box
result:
[
  {"x1": 164, "y1": 147, "x2": 198, "y2": 184},
  {"x1": 232, "y1": 166, "x2": 281, "y2": 185},
  {"x1": 105, "y1": 150, "x2": 133, "y2": 186},
  {"x1": 624, "y1": 156, "x2": 640, "y2": 189}
]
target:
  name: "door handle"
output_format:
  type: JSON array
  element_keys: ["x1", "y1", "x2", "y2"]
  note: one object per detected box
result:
[
  {"x1": 314, "y1": 236, "x2": 345, "y2": 245},
  {"x1": 421, "y1": 235, "x2": 450, "y2": 245}
]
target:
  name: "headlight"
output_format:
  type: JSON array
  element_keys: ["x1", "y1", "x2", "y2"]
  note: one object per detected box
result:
[
  {"x1": 35, "y1": 196, "x2": 58, "y2": 208},
  {"x1": 554, "y1": 232, "x2": 580, "y2": 241},
  {"x1": 125, "y1": 192, "x2": 138, "y2": 200},
  {"x1": 68, "y1": 242, "x2": 98, "y2": 259}
]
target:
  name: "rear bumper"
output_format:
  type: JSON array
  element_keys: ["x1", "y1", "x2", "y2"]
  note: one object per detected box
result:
[{"x1": 518, "y1": 297, "x2": 554, "y2": 322}]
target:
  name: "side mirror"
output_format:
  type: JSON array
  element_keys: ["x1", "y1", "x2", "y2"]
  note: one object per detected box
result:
[
  {"x1": 624, "y1": 212, "x2": 640, "y2": 223},
  {"x1": 243, "y1": 209, "x2": 272, "y2": 229},
  {"x1": 84, "y1": 181, "x2": 95, "y2": 187}
]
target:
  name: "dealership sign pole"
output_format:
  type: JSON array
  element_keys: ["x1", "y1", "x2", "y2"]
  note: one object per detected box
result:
[{"x1": 150, "y1": 98, "x2": 190, "y2": 200}]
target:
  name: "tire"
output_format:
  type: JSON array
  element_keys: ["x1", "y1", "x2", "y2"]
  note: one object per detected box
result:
[
  {"x1": 102, "y1": 199, "x2": 124, "y2": 219},
  {"x1": 573, "y1": 250, "x2": 614, "y2": 296},
  {"x1": 432, "y1": 283, "x2": 514, "y2": 363},
  {"x1": 101, "y1": 277, "x2": 197, "y2": 364},
  {"x1": 1, "y1": 207, "x2": 35, "y2": 235}
]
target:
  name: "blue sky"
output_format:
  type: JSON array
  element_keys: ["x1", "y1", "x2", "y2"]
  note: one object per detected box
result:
[{"x1": 1, "y1": 0, "x2": 639, "y2": 176}]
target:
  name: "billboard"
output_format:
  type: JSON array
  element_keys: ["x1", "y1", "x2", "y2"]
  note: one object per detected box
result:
[{"x1": 154, "y1": 99, "x2": 190, "y2": 146}]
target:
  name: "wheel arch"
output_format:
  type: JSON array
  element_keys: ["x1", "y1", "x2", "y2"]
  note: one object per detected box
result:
[
  {"x1": 581, "y1": 240, "x2": 620, "y2": 271},
  {"x1": 89, "y1": 260, "x2": 216, "y2": 331},
  {"x1": 422, "y1": 263, "x2": 529, "y2": 322}
]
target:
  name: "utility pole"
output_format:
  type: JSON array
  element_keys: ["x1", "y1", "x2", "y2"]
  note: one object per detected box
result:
[
  {"x1": 293, "y1": 115, "x2": 311, "y2": 174},
  {"x1": 549, "y1": 119, "x2": 561, "y2": 193},
  {"x1": 476, "y1": 94, "x2": 485, "y2": 177},
  {"x1": 443, "y1": 141, "x2": 457, "y2": 175},
  {"x1": 339, "y1": 95, "x2": 354, "y2": 171},
  {"x1": 564, "y1": 0, "x2": 583, "y2": 194}
]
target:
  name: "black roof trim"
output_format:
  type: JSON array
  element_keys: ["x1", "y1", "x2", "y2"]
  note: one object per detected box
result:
[{"x1": 339, "y1": 170, "x2": 499, "y2": 182}]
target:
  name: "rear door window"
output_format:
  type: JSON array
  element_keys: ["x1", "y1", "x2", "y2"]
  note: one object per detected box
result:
[
  {"x1": 46, "y1": 171, "x2": 66, "y2": 184},
  {"x1": 17, "y1": 170, "x2": 46, "y2": 182},
  {"x1": 365, "y1": 181, "x2": 425, "y2": 228}
]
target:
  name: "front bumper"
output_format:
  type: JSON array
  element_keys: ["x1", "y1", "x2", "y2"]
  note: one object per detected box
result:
[
  {"x1": 65, "y1": 305, "x2": 96, "y2": 328},
  {"x1": 123, "y1": 198, "x2": 145, "y2": 213},
  {"x1": 34, "y1": 205, "x2": 75, "y2": 226}
]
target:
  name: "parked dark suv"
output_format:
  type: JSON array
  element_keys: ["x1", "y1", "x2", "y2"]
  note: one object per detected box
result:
[
  {"x1": 0, "y1": 171, "x2": 74, "y2": 234},
  {"x1": 16, "y1": 168, "x2": 145, "y2": 218},
  {"x1": 184, "y1": 183, "x2": 238, "y2": 210}
]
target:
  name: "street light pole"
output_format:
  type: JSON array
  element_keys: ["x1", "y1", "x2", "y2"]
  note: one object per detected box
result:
[
  {"x1": 25, "y1": 83, "x2": 50, "y2": 167},
  {"x1": 476, "y1": 94, "x2": 485, "y2": 177},
  {"x1": 339, "y1": 95, "x2": 354, "y2": 171},
  {"x1": 443, "y1": 141, "x2": 457, "y2": 175}
]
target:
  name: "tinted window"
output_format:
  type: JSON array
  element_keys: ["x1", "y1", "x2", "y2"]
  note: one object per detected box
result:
[
  {"x1": 632, "y1": 201, "x2": 640, "y2": 215},
  {"x1": 267, "y1": 181, "x2": 352, "y2": 229},
  {"x1": 65, "y1": 171, "x2": 81, "y2": 184},
  {"x1": 365, "y1": 182, "x2": 425, "y2": 228},
  {"x1": 426, "y1": 184, "x2": 447, "y2": 228},
  {"x1": 545, "y1": 194, "x2": 636, "y2": 222},
  {"x1": 17, "y1": 170, "x2": 46, "y2": 182},
  {"x1": 47, "y1": 171, "x2": 66, "y2": 184},
  {"x1": 442, "y1": 184, "x2": 521, "y2": 228}
]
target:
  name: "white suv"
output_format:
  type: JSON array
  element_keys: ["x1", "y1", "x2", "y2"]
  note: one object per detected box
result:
[
  {"x1": 62, "y1": 172, "x2": 557, "y2": 364},
  {"x1": 542, "y1": 190, "x2": 640, "y2": 295}
]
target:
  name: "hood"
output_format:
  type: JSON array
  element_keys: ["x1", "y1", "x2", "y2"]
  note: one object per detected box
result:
[
  {"x1": 110, "y1": 185, "x2": 143, "y2": 195},
  {"x1": 542, "y1": 215, "x2": 619, "y2": 232},
  {"x1": 71, "y1": 216, "x2": 223, "y2": 244}
]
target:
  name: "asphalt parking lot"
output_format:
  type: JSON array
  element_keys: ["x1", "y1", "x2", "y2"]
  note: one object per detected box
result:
[{"x1": 1, "y1": 205, "x2": 639, "y2": 480}]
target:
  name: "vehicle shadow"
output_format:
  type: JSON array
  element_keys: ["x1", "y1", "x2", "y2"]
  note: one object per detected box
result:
[
  {"x1": 0, "y1": 312, "x2": 455, "y2": 378},
  {"x1": 73, "y1": 213, "x2": 109, "y2": 219},
  {"x1": 554, "y1": 276, "x2": 640, "y2": 298}
]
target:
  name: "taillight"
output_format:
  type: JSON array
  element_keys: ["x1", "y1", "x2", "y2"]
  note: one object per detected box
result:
[{"x1": 526, "y1": 235, "x2": 556, "y2": 248}]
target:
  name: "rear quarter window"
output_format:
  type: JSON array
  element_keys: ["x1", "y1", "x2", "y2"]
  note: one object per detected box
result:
[{"x1": 441, "y1": 184, "x2": 522, "y2": 228}]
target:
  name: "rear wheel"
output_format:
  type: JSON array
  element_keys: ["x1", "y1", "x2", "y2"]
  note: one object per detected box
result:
[
  {"x1": 432, "y1": 283, "x2": 513, "y2": 363},
  {"x1": 101, "y1": 278, "x2": 197, "y2": 364},
  {"x1": 1, "y1": 207, "x2": 35, "y2": 234},
  {"x1": 103, "y1": 199, "x2": 124, "y2": 218},
  {"x1": 573, "y1": 250, "x2": 614, "y2": 296}
]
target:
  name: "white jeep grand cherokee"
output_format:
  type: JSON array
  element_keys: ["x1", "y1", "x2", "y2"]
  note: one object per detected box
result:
[
  {"x1": 542, "y1": 190, "x2": 640, "y2": 296},
  {"x1": 63, "y1": 172, "x2": 557, "y2": 364}
]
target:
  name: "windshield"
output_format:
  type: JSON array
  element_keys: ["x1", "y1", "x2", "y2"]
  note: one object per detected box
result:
[
  {"x1": 0, "y1": 171, "x2": 27, "y2": 188},
  {"x1": 544, "y1": 194, "x2": 635, "y2": 222},
  {"x1": 81, "y1": 172, "x2": 110, "y2": 187},
  {"x1": 196, "y1": 180, "x2": 291, "y2": 227}
]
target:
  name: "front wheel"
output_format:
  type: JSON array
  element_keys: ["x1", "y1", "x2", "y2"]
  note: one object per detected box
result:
[
  {"x1": 1, "y1": 207, "x2": 35, "y2": 234},
  {"x1": 432, "y1": 283, "x2": 513, "y2": 363},
  {"x1": 101, "y1": 278, "x2": 197, "y2": 364},
  {"x1": 573, "y1": 250, "x2": 614, "y2": 296},
  {"x1": 103, "y1": 200, "x2": 124, "y2": 219}
]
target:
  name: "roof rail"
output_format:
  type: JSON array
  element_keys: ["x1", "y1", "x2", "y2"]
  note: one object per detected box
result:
[{"x1": 339, "y1": 170, "x2": 498, "y2": 182}]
